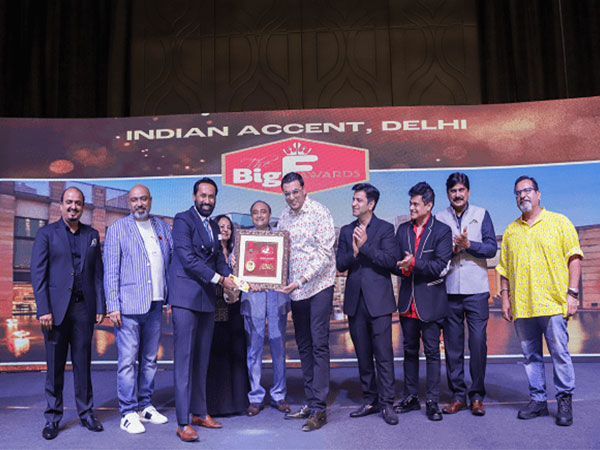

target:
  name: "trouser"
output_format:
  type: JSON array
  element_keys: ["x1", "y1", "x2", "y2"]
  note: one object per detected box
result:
[
  {"x1": 348, "y1": 293, "x2": 395, "y2": 405},
  {"x1": 443, "y1": 292, "x2": 489, "y2": 402},
  {"x1": 43, "y1": 297, "x2": 95, "y2": 423},
  {"x1": 400, "y1": 316, "x2": 442, "y2": 402},
  {"x1": 290, "y1": 286, "x2": 333, "y2": 412}
]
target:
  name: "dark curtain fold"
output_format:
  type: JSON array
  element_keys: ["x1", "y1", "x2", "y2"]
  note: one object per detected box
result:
[
  {"x1": 478, "y1": 0, "x2": 600, "y2": 103},
  {"x1": 0, "y1": 0, "x2": 131, "y2": 118},
  {"x1": 0, "y1": 0, "x2": 598, "y2": 117}
]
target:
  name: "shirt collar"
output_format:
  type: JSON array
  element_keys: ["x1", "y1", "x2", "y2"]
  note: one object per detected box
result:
[{"x1": 518, "y1": 207, "x2": 546, "y2": 227}]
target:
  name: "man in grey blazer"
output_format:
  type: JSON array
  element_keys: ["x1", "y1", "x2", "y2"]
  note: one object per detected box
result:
[
  {"x1": 104, "y1": 185, "x2": 173, "y2": 434},
  {"x1": 169, "y1": 177, "x2": 238, "y2": 442}
]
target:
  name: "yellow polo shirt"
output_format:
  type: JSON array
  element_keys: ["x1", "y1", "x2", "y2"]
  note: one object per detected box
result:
[{"x1": 496, "y1": 208, "x2": 583, "y2": 319}]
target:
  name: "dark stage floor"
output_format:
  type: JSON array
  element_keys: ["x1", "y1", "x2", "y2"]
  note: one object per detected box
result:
[{"x1": 1, "y1": 363, "x2": 599, "y2": 449}]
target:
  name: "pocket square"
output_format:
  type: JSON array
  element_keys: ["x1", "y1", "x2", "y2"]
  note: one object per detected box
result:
[{"x1": 90, "y1": 238, "x2": 97, "y2": 247}]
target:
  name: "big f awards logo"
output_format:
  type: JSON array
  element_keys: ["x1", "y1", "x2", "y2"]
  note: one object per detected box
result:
[{"x1": 221, "y1": 138, "x2": 369, "y2": 194}]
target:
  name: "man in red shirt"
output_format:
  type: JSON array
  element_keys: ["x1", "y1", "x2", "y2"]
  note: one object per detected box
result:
[{"x1": 392, "y1": 182, "x2": 453, "y2": 421}]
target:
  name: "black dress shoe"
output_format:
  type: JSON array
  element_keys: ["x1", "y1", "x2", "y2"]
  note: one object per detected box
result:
[
  {"x1": 381, "y1": 405, "x2": 399, "y2": 425},
  {"x1": 426, "y1": 401, "x2": 443, "y2": 421},
  {"x1": 42, "y1": 422, "x2": 59, "y2": 440},
  {"x1": 349, "y1": 403, "x2": 380, "y2": 418},
  {"x1": 285, "y1": 404, "x2": 311, "y2": 420},
  {"x1": 394, "y1": 396, "x2": 421, "y2": 414},
  {"x1": 80, "y1": 414, "x2": 104, "y2": 432}
]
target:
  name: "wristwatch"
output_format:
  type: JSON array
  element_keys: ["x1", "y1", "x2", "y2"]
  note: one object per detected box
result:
[{"x1": 567, "y1": 288, "x2": 579, "y2": 299}]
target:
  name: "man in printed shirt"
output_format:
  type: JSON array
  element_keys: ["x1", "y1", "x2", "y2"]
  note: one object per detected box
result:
[
  {"x1": 498, "y1": 175, "x2": 582, "y2": 427},
  {"x1": 277, "y1": 172, "x2": 336, "y2": 432},
  {"x1": 104, "y1": 185, "x2": 173, "y2": 434}
]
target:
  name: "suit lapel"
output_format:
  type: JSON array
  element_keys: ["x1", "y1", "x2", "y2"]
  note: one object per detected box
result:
[
  {"x1": 78, "y1": 225, "x2": 88, "y2": 273},
  {"x1": 129, "y1": 215, "x2": 149, "y2": 259},
  {"x1": 189, "y1": 207, "x2": 213, "y2": 249}
]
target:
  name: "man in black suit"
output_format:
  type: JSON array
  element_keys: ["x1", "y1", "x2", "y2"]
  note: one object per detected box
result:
[
  {"x1": 31, "y1": 187, "x2": 106, "y2": 440},
  {"x1": 169, "y1": 177, "x2": 238, "y2": 442},
  {"x1": 392, "y1": 182, "x2": 452, "y2": 422},
  {"x1": 336, "y1": 183, "x2": 399, "y2": 425}
]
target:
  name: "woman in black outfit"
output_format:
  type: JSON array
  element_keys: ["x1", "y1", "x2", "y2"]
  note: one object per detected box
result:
[{"x1": 206, "y1": 215, "x2": 250, "y2": 416}]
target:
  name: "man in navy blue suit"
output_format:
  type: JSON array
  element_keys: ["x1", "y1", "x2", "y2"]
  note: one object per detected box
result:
[
  {"x1": 392, "y1": 182, "x2": 452, "y2": 422},
  {"x1": 336, "y1": 183, "x2": 399, "y2": 425},
  {"x1": 169, "y1": 177, "x2": 238, "y2": 442},
  {"x1": 31, "y1": 187, "x2": 106, "y2": 440}
]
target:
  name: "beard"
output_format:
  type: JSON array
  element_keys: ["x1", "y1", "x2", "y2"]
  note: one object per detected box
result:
[
  {"x1": 133, "y1": 208, "x2": 150, "y2": 220},
  {"x1": 195, "y1": 201, "x2": 215, "y2": 217},
  {"x1": 519, "y1": 200, "x2": 532, "y2": 213}
]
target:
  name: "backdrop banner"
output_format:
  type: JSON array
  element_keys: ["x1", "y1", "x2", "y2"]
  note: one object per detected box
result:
[{"x1": 1, "y1": 96, "x2": 599, "y2": 367}]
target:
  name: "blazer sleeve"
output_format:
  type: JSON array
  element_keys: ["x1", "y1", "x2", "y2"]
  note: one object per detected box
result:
[
  {"x1": 336, "y1": 225, "x2": 358, "y2": 272},
  {"x1": 413, "y1": 224, "x2": 453, "y2": 279},
  {"x1": 172, "y1": 214, "x2": 219, "y2": 283},
  {"x1": 31, "y1": 227, "x2": 51, "y2": 318},
  {"x1": 359, "y1": 221, "x2": 399, "y2": 271},
  {"x1": 103, "y1": 223, "x2": 121, "y2": 313},
  {"x1": 92, "y1": 229, "x2": 106, "y2": 315}
]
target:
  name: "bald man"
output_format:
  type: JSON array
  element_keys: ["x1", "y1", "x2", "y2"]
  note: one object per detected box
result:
[
  {"x1": 104, "y1": 185, "x2": 173, "y2": 434},
  {"x1": 31, "y1": 187, "x2": 106, "y2": 440}
]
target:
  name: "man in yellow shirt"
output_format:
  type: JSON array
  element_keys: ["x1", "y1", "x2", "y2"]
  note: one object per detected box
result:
[{"x1": 497, "y1": 176, "x2": 582, "y2": 427}]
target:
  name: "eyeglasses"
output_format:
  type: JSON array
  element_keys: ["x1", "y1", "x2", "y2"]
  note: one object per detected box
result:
[{"x1": 514, "y1": 187, "x2": 537, "y2": 197}]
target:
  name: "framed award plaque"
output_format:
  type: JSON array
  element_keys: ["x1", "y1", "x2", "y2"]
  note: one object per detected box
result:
[{"x1": 233, "y1": 229, "x2": 290, "y2": 290}]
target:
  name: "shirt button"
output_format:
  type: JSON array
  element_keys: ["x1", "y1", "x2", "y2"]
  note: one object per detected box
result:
[
  {"x1": 148, "y1": 280, "x2": 152, "y2": 284},
  {"x1": 147, "y1": 263, "x2": 150, "y2": 267}
]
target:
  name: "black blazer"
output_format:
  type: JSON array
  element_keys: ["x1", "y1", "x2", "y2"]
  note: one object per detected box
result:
[
  {"x1": 30, "y1": 220, "x2": 105, "y2": 326},
  {"x1": 336, "y1": 215, "x2": 399, "y2": 318},
  {"x1": 168, "y1": 207, "x2": 231, "y2": 312},
  {"x1": 392, "y1": 215, "x2": 452, "y2": 322}
]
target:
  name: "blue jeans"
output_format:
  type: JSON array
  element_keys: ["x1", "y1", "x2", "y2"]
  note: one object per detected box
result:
[
  {"x1": 514, "y1": 314, "x2": 575, "y2": 402},
  {"x1": 115, "y1": 301, "x2": 162, "y2": 415},
  {"x1": 243, "y1": 300, "x2": 288, "y2": 404}
]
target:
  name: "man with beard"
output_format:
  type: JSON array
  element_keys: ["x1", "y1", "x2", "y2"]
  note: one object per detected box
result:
[
  {"x1": 498, "y1": 176, "x2": 582, "y2": 426},
  {"x1": 436, "y1": 173, "x2": 497, "y2": 417},
  {"x1": 104, "y1": 185, "x2": 173, "y2": 434},
  {"x1": 31, "y1": 187, "x2": 105, "y2": 440},
  {"x1": 169, "y1": 177, "x2": 238, "y2": 442}
]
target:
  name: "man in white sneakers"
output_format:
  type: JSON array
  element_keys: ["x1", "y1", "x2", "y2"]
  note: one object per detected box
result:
[{"x1": 104, "y1": 185, "x2": 173, "y2": 433}]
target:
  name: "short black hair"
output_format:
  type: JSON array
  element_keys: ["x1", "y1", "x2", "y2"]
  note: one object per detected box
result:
[
  {"x1": 214, "y1": 214, "x2": 234, "y2": 254},
  {"x1": 514, "y1": 175, "x2": 539, "y2": 193},
  {"x1": 409, "y1": 181, "x2": 435, "y2": 206},
  {"x1": 60, "y1": 187, "x2": 85, "y2": 204},
  {"x1": 352, "y1": 183, "x2": 380, "y2": 210},
  {"x1": 250, "y1": 200, "x2": 272, "y2": 214},
  {"x1": 446, "y1": 172, "x2": 470, "y2": 192},
  {"x1": 193, "y1": 177, "x2": 218, "y2": 196},
  {"x1": 280, "y1": 172, "x2": 304, "y2": 189}
]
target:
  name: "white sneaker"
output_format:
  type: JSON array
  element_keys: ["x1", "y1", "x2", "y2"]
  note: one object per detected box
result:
[
  {"x1": 139, "y1": 405, "x2": 168, "y2": 424},
  {"x1": 120, "y1": 412, "x2": 145, "y2": 434}
]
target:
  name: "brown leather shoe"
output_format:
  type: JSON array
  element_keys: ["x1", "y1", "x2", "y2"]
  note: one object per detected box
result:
[
  {"x1": 442, "y1": 400, "x2": 468, "y2": 414},
  {"x1": 270, "y1": 399, "x2": 291, "y2": 413},
  {"x1": 247, "y1": 402, "x2": 264, "y2": 416},
  {"x1": 176, "y1": 425, "x2": 199, "y2": 442},
  {"x1": 191, "y1": 414, "x2": 223, "y2": 429},
  {"x1": 471, "y1": 400, "x2": 486, "y2": 416}
]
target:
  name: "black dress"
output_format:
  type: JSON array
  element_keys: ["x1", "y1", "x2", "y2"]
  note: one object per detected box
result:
[{"x1": 206, "y1": 287, "x2": 250, "y2": 416}]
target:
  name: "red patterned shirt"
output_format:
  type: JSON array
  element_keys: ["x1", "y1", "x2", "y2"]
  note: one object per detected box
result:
[{"x1": 278, "y1": 196, "x2": 336, "y2": 301}]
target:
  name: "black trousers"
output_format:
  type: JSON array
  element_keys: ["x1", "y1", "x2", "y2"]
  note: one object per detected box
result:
[
  {"x1": 400, "y1": 316, "x2": 442, "y2": 402},
  {"x1": 172, "y1": 306, "x2": 215, "y2": 426},
  {"x1": 348, "y1": 293, "x2": 395, "y2": 405},
  {"x1": 43, "y1": 298, "x2": 94, "y2": 423},
  {"x1": 443, "y1": 293, "x2": 489, "y2": 402},
  {"x1": 290, "y1": 286, "x2": 333, "y2": 412}
]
